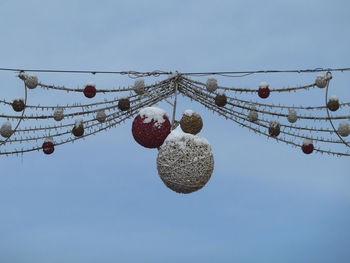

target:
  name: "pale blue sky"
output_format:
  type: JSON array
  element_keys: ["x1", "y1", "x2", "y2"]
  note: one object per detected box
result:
[{"x1": 0, "y1": 0, "x2": 349, "y2": 262}]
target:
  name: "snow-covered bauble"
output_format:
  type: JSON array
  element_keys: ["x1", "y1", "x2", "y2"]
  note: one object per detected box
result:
[
  {"x1": 53, "y1": 107, "x2": 64, "y2": 121},
  {"x1": 180, "y1": 110, "x2": 203, "y2": 135},
  {"x1": 248, "y1": 107, "x2": 258, "y2": 122},
  {"x1": 0, "y1": 122, "x2": 12, "y2": 138},
  {"x1": 269, "y1": 120, "x2": 280, "y2": 137},
  {"x1": 96, "y1": 110, "x2": 107, "y2": 123},
  {"x1": 83, "y1": 83, "x2": 96, "y2": 98},
  {"x1": 42, "y1": 137, "x2": 55, "y2": 155},
  {"x1": 72, "y1": 119, "x2": 84, "y2": 137},
  {"x1": 302, "y1": 138, "x2": 314, "y2": 154},
  {"x1": 214, "y1": 93, "x2": 227, "y2": 107},
  {"x1": 157, "y1": 130, "x2": 214, "y2": 194},
  {"x1": 287, "y1": 109, "x2": 298, "y2": 123},
  {"x1": 24, "y1": 74, "x2": 38, "y2": 89},
  {"x1": 258, "y1": 81, "x2": 270, "y2": 99},
  {"x1": 132, "y1": 107, "x2": 171, "y2": 148},
  {"x1": 118, "y1": 97, "x2": 130, "y2": 111},
  {"x1": 206, "y1": 77, "x2": 218, "y2": 92},
  {"x1": 315, "y1": 74, "x2": 327, "y2": 88},
  {"x1": 134, "y1": 79, "x2": 145, "y2": 95},
  {"x1": 327, "y1": 95, "x2": 339, "y2": 111},
  {"x1": 338, "y1": 122, "x2": 350, "y2": 137},
  {"x1": 12, "y1": 97, "x2": 25, "y2": 112}
]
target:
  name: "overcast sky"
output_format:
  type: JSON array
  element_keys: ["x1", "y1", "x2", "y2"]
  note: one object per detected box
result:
[{"x1": 0, "y1": 1, "x2": 349, "y2": 262}]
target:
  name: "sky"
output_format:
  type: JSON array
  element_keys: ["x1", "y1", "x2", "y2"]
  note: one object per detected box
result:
[{"x1": 0, "y1": 0, "x2": 350, "y2": 262}]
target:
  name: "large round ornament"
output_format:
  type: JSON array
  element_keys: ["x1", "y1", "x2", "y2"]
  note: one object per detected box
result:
[
  {"x1": 287, "y1": 109, "x2": 298, "y2": 123},
  {"x1": 83, "y1": 83, "x2": 96, "y2": 98},
  {"x1": 157, "y1": 130, "x2": 214, "y2": 194},
  {"x1": 315, "y1": 74, "x2": 327, "y2": 88},
  {"x1": 12, "y1": 98, "x2": 25, "y2": 112},
  {"x1": 132, "y1": 107, "x2": 171, "y2": 148},
  {"x1": 327, "y1": 95, "x2": 339, "y2": 111},
  {"x1": 206, "y1": 77, "x2": 218, "y2": 92},
  {"x1": 180, "y1": 110, "x2": 203, "y2": 135},
  {"x1": 248, "y1": 107, "x2": 258, "y2": 122},
  {"x1": 258, "y1": 81, "x2": 270, "y2": 99},
  {"x1": 0, "y1": 122, "x2": 12, "y2": 138},
  {"x1": 96, "y1": 110, "x2": 107, "y2": 123},
  {"x1": 134, "y1": 79, "x2": 145, "y2": 95}
]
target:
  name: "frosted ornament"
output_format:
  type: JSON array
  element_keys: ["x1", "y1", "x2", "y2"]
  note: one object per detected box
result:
[
  {"x1": 24, "y1": 74, "x2": 38, "y2": 89},
  {"x1": 315, "y1": 74, "x2": 327, "y2": 88},
  {"x1": 53, "y1": 107, "x2": 64, "y2": 121},
  {"x1": 157, "y1": 130, "x2": 214, "y2": 194},
  {"x1": 0, "y1": 122, "x2": 12, "y2": 138},
  {"x1": 269, "y1": 120, "x2": 280, "y2": 137},
  {"x1": 338, "y1": 122, "x2": 350, "y2": 137},
  {"x1": 327, "y1": 95, "x2": 339, "y2": 111},
  {"x1": 134, "y1": 79, "x2": 145, "y2": 95},
  {"x1": 287, "y1": 109, "x2": 298, "y2": 123},
  {"x1": 72, "y1": 119, "x2": 84, "y2": 137},
  {"x1": 206, "y1": 77, "x2": 218, "y2": 92},
  {"x1": 96, "y1": 110, "x2": 107, "y2": 123},
  {"x1": 180, "y1": 110, "x2": 203, "y2": 135},
  {"x1": 248, "y1": 107, "x2": 258, "y2": 122}
]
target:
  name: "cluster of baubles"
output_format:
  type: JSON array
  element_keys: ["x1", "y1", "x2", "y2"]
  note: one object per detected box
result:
[{"x1": 130, "y1": 105, "x2": 213, "y2": 194}]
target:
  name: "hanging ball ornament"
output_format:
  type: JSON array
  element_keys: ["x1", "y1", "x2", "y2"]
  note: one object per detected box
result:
[
  {"x1": 206, "y1": 77, "x2": 218, "y2": 92},
  {"x1": 327, "y1": 95, "x2": 339, "y2": 111},
  {"x1": 83, "y1": 83, "x2": 96, "y2": 98},
  {"x1": 180, "y1": 110, "x2": 203, "y2": 135},
  {"x1": 0, "y1": 122, "x2": 13, "y2": 138},
  {"x1": 214, "y1": 93, "x2": 227, "y2": 107},
  {"x1": 287, "y1": 109, "x2": 298, "y2": 123},
  {"x1": 315, "y1": 74, "x2": 327, "y2": 88},
  {"x1": 134, "y1": 79, "x2": 146, "y2": 95},
  {"x1": 53, "y1": 107, "x2": 64, "y2": 121},
  {"x1": 96, "y1": 110, "x2": 107, "y2": 123},
  {"x1": 132, "y1": 107, "x2": 171, "y2": 148},
  {"x1": 248, "y1": 106, "x2": 258, "y2": 122},
  {"x1": 118, "y1": 97, "x2": 130, "y2": 111},
  {"x1": 269, "y1": 120, "x2": 280, "y2": 137},
  {"x1": 72, "y1": 119, "x2": 84, "y2": 137},
  {"x1": 302, "y1": 138, "x2": 314, "y2": 154},
  {"x1": 338, "y1": 122, "x2": 350, "y2": 137},
  {"x1": 12, "y1": 97, "x2": 25, "y2": 112},
  {"x1": 24, "y1": 74, "x2": 38, "y2": 89},
  {"x1": 157, "y1": 130, "x2": 214, "y2": 194},
  {"x1": 258, "y1": 81, "x2": 270, "y2": 99},
  {"x1": 42, "y1": 137, "x2": 55, "y2": 155}
]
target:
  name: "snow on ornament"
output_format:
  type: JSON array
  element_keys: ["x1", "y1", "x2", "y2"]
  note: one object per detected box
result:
[
  {"x1": 258, "y1": 81, "x2": 270, "y2": 99},
  {"x1": 134, "y1": 79, "x2": 145, "y2": 95},
  {"x1": 315, "y1": 74, "x2": 327, "y2": 88},
  {"x1": 72, "y1": 118, "x2": 84, "y2": 137},
  {"x1": 96, "y1": 110, "x2": 107, "y2": 123},
  {"x1": 24, "y1": 74, "x2": 38, "y2": 89},
  {"x1": 83, "y1": 83, "x2": 96, "y2": 98},
  {"x1": 42, "y1": 137, "x2": 55, "y2": 155},
  {"x1": 269, "y1": 120, "x2": 280, "y2": 137},
  {"x1": 118, "y1": 97, "x2": 130, "y2": 111},
  {"x1": 12, "y1": 97, "x2": 25, "y2": 112},
  {"x1": 157, "y1": 130, "x2": 214, "y2": 194},
  {"x1": 132, "y1": 107, "x2": 171, "y2": 148},
  {"x1": 180, "y1": 110, "x2": 203, "y2": 135},
  {"x1": 206, "y1": 77, "x2": 218, "y2": 92},
  {"x1": 287, "y1": 109, "x2": 298, "y2": 123},
  {"x1": 53, "y1": 107, "x2": 64, "y2": 121},
  {"x1": 214, "y1": 92, "x2": 227, "y2": 107},
  {"x1": 338, "y1": 122, "x2": 350, "y2": 137},
  {"x1": 327, "y1": 95, "x2": 339, "y2": 111},
  {"x1": 248, "y1": 107, "x2": 258, "y2": 122},
  {"x1": 0, "y1": 122, "x2": 12, "y2": 138},
  {"x1": 302, "y1": 138, "x2": 314, "y2": 154}
]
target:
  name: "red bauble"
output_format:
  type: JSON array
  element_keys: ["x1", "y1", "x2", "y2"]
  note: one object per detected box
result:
[
  {"x1": 132, "y1": 109, "x2": 171, "y2": 149},
  {"x1": 258, "y1": 87, "x2": 270, "y2": 99},
  {"x1": 83, "y1": 84, "x2": 96, "y2": 98},
  {"x1": 42, "y1": 141, "x2": 55, "y2": 154},
  {"x1": 302, "y1": 143, "x2": 314, "y2": 154}
]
